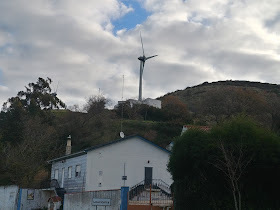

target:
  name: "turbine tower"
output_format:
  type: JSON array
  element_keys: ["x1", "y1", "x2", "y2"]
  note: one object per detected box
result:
[{"x1": 138, "y1": 33, "x2": 157, "y2": 101}]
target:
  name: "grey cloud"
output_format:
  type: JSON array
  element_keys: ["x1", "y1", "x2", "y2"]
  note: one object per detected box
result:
[{"x1": 0, "y1": 0, "x2": 280, "y2": 108}]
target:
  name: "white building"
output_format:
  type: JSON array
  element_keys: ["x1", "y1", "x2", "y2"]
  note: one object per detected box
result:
[
  {"x1": 116, "y1": 98, "x2": 162, "y2": 109},
  {"x1": 142, "y1": 98, "x2": 161, "y2": 109},
  {"x1": 48, "y1": 135, "x2": 172, "y2": 193}
]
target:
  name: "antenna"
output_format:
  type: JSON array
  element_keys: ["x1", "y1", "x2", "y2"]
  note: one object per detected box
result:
[
  {"x1": 120, "y1": 75, "x2": 125, "y2": 138},
  {"x1": 51, "y1": 81, "x2": 59, "y2": 109},
  {"x1": 137, "y1": 32, "x2": 158, "y2": 101},
  {"x1": 51, "y1": 81, "x2": 59, "y2": 97}
]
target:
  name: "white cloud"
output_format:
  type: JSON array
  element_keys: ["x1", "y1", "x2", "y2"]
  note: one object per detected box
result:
[{"x1": 0, "y1": 0, "x2": 280, "y2": 108}]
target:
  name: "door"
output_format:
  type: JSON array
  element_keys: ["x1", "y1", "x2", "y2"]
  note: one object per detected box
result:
[
  {"x1": 61, "y1": 168, "x2": 65, "y2": 188},
  {"x1": 144, "y1": 167, "x2": 153, "y2": 186}
]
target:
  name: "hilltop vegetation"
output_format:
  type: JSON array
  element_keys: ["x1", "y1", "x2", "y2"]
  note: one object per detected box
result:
[
  {"x1": 169, "y1": 116, "x2": 280, "y2": 209},
  {"x1": 0, "y1": 78, "x2": 280, "y2": 188},
  {"x1": 161, "y1": 80, "x2": 280, "y2": 132},
  {"x1": 0, "y1": 78, "x2": 188, "y2": 187}
]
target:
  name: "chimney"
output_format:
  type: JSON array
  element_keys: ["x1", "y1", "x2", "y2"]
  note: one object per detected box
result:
[{"x1": 66, "y1": 135, "x2": 71, "y2": 155}]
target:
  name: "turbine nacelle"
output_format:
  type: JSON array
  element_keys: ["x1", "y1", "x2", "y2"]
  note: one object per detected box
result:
[
  {"x1": 138, "y1": 56, "x2": 145, "y2": 62},
  {"x1": 138, "y1": 55, "x2": 158, "y2": 62}
]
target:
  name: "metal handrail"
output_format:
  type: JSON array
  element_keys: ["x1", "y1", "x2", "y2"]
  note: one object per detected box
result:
[
  {"x1": 129, "y1": 179, "x2": 172, "y2": 200},
  {"x1": 50, "y1": 179, "x2": 60, "y2": 189}
]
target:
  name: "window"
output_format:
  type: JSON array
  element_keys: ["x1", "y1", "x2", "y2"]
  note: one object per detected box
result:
[
  {"x1": 54, "y1": 169, "x2": 59, "y2": 180},
  {"x1": 68, "y1": 166, "x2": 72, "y2": 179},
  {"x1": 75, "y1": 165, "x2": 81, "y2": 177}
]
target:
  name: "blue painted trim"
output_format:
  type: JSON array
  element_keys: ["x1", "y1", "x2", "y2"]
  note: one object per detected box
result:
[
  {"x1": 17, "y1": 188, "x2": 22, "y2": 210},
  {"x1": 120, "y1": 187, "x2": 129, "y2": 210}
]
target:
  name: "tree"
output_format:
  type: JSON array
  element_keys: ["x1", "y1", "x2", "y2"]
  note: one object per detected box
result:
[
  {"x1": 3, "y1": 77, "x2": 65, "y2": 113},
  {"x1": 82, "y1": 95, "x2": 112, "y2": 127},
  {"x1": 3, "y1": 116, "x2": 63, "y2": 187},
  {"x1": 162, "y1": 95, "x2": 190, "y2": 122},
  {"x1": 265, "y1": 92, "x2": 280, "y2": 133},
  {"x1": 0, "y1": 77, "x2": 65, "y2": 143},
  {"x1": 212, "y1": 139, "x2": 252, "y2": 210},
  {"x1": 199, "y1": 87, "x2": 267, "y2": 123},
  {"x1": 83, "y1": 95, "x2": 108, "y2": 114},
  {"x1": 168, "y1": 116, "x2": 280, "y2": 209}
]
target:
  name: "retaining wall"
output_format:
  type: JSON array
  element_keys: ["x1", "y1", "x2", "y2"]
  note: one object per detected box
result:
[
  {"x1": 0, "y1": 185, "x2": 19, "y2": 210},
  {"x1": 64, "y1": 189, "x2": 121, "y2": 210},
  {"x1": 19, "y1": 189, "x2": 53, "y2": 210}
]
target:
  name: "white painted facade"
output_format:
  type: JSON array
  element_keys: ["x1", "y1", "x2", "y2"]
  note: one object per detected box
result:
[
  {"x1": 116, "y1": 98, "x2": 162, "y2": 109},
  {"x1": 49, "y1": 136, "x2": 172, "y2": 192},
  {"x1": 143, "y1": 98, "x2": 162, "y2": 109},
  {"x1": 85, "y1": 136, "x2": 172, "y2": 191}
]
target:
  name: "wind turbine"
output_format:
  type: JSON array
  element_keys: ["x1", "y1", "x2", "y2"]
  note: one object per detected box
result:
[{"x1": 138, "y1": 33, "x2": 158, "y2": 101}]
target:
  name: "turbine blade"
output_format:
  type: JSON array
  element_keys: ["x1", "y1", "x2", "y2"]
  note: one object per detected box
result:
[
  {"x1": 140, "y1": 32, "x2": 145, "y2": 56},
  {"x1": 146, "y1": 55, "x2": 158, "y2": 60}
]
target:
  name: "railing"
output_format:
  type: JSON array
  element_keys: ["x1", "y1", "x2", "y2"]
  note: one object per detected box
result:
[
  {"x1": 129, "y1": 179, "x2": 173, "y2": 206},
  {"x1": 50, "y1": 179, "x2": 60, "y2": 188},
  {"x1": 152, "y1": 179, "x2": 172, "y2": 195}
]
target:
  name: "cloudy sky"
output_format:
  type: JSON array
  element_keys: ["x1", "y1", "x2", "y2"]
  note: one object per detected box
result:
[{"x1": 0, "y1": 0, "x2": 280, "y2": 108}]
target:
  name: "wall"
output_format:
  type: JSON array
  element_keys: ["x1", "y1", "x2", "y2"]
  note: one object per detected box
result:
[
  {"x1": 51, "y1": 154, "x2": 87, "y2": 193},
  {"x1": 86, "y1": 136, "x2": 172, "y2": 191},
  {"x1": 0, "y1": 185, "x2": 18, "y2": 210},
  {"x1": 64, "y1": 189, "x2": 121, "y2": 210},
  {"x1": 128, "y1": 205, "x2": 173, "y2": 210},
  {"x1": 143, "y1": 98, "x2": 162, "y2": 109},
  {"x1": 19, "y1": 189, "x2": 54, "y2": 210}
]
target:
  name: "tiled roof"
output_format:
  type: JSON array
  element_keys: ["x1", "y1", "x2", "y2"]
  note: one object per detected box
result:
[{"x1": 47, "y1": 135, "x2": 170, "y2": 163}]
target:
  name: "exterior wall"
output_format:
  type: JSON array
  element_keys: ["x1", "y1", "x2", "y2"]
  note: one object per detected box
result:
[
  {"x1": 0, "y1": 185, "x2": 18, "y2": 210},
  {"x1": 19, "y1": 189, "x2": 54, "y2": 210},
  {"x1": 51, "y1": 154, "x2": 87, "y2": 192},
  {"x1": 64, "y1": 189, "x2": 121, "y2": 210},
  {"x1": 128, "y1": 205, "x2": 173, "y2": 210},
  {"x1": 85, "y1": 137, "x2": 172, "y2": 191},
  {"x1": 143, "y1": 98, "x2": 162, "y2": 109}
]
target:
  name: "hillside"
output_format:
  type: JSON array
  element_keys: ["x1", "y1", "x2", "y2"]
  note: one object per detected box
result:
[
  {"x1": 1, "y1": 78, "x2": 280, "y2": 187},
  {"x1": 160, "y1": 80, "x2": 280, "y2": 128}
]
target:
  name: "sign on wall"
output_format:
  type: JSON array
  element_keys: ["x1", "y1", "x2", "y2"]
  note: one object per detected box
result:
[
  {"x1": 92, "y1": 198, "x2": 111, "y2": 206},
  {"x1": 27, "y1": 189, "x2": 34, "y2": 200}
]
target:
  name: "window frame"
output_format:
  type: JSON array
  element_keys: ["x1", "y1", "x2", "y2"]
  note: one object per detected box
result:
[
  {"x1": 54, "y1": 169, "x2": 59, "y2": 180},
  {"x1": 75, "y1": 165, "x2": 81, "y2": 177},
  {"x1": 68, "y1": 166, "x2": 72, "y2": 179}
]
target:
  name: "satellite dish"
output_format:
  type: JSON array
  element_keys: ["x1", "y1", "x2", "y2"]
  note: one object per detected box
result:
[{"x1": 120, "y1": 132, "x2": 125, "y2": 138}]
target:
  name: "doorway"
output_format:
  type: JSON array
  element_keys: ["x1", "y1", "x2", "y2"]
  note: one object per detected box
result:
[{"x1": 144, "y1": 167, "x2": 153, "y2": 186}]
